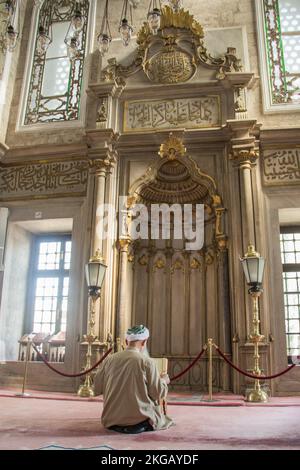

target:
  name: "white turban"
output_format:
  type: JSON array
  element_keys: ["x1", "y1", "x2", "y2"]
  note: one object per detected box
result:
[{"x1": 126, "y1": 325, "x2": 150, "y2": 342}]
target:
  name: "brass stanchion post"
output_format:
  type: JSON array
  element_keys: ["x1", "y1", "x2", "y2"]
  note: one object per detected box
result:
[
  {"x1": 246, "y1": 291, "x2": 268, "y2": 403},
  {"x1": 208, "y1": 338, "x2": 213, "y2": 401},
  {"x1": 78, "y1": 296, "x2": 98, "y2": 397},
  {"x1": 78, "y1": 250, "x2": 107, "y2": 398},
  {"x1": 16, "y1": 339, "x2": 31, "y2": 397},
  {"x1": 241, "y1": 245, "x2": 268, "y2": 403}
]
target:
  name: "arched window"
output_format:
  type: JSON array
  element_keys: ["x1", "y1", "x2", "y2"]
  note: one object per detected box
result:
[
  {"x1": 256, "y1": 0, "x2": 300, "y2": 112},
  {"x1": 24, "y1": 0, "x2": 90, "y2": 125}
]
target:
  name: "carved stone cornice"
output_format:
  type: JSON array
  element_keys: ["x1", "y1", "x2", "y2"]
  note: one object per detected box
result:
[
  {"x1": 260, "y1": 127, "x2": 300, "y2": 149},
  {"x1": 2, "y1": 142, "x2": 87, "y2": 165},
  {"x1": 88, "y1": 81, "x2": 126, "y2": 100},
  {"x1": 219, "y1": 73, "x2": 259, "y2": 90},
  {"x1": 86, "y1": 129, "x2": 119, "y2": 169}
]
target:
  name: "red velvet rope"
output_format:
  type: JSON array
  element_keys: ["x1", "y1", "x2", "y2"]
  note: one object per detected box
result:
[
  {"x1": 31, "y1": 344, "x2": 113, "y2": 378},
  {"x1": 215, "y1": 346, "x2": 295, "y2": 380},
  {"x1": 170, "y1": 347, "x2": 207, "y2": 382}
]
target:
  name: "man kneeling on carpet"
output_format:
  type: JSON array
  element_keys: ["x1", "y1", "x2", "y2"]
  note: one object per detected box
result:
[{"x1": 94, "y1": 325, "x2": 174, "y2": 434}]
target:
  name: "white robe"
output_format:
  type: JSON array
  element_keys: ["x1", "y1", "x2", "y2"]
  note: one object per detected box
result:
[{"x1": 94, "y1": 348, "x2": 174, "y2": 430}]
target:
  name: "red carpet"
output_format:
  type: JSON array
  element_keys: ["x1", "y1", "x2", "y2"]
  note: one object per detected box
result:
[
  {"x1": 1, "y1": 390, "x2": 300, "y2": 449},
  {"x1": 1, "y1": 388, "x2": 300, "y2": 406}
]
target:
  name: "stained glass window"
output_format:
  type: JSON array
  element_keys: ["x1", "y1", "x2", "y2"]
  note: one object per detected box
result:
[
  {"x1": 24, "y1": 0, "x2": 89, "y2": 124},
  {"x1": 263, "y1": 0, "x2": 300, "y2": 105},
  {"x1": 280, "y1": 229, "x2": 300, "y2": 361},
  {"x1": 32, "y1": 236, "x2": 72, "y2": 334}
]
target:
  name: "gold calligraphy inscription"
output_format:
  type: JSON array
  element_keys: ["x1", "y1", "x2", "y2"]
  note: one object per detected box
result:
[
  {"x1": 0, "y1": 160, "x2": 89, "y2": 200},
  {"x1": 145, "y1": 49, "x2": 196, "y2": 84},
  {"x1": 263, "y1": 149, "x2": 300, "y2": 186},
  {"x1": 124, "y1": 96, "x2": 221, "y2": 132}
]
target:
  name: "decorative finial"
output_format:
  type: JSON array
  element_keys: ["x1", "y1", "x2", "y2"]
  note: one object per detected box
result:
[
  {"x1": 89, "y1": 249, "x2": 104, "y2": 263},
  {"x1": 244, "y1": 245, "x2": 260, "y2": 258},
  {"x1": 158, "y1": 132, "x2": 186, "y2": 160}
]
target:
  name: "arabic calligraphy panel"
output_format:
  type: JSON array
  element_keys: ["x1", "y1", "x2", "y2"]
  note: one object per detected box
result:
[
  {"x1": 123, "y1": 96, "x2": 221, "y2": 133},
  {"x1": 263, "y1": 149, "x2": 300, "y2": 186},
  {"x1": 0, "y1": 160, "x2": 89, "y2": 200}
]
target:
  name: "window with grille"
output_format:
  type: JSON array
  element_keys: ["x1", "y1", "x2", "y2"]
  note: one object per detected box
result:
[
  {"x1": 24, "y1": 0, "x2": 89, "y2": 124},
  {"x1": 256, "y1": 0, "x2": 300, "y2": 111},
  {"x1": 280, "y1": 228, "x2": 300, "y2": 362},
  {"x1": 31, "y1": 236, "x2": 72, "y2": 334}
]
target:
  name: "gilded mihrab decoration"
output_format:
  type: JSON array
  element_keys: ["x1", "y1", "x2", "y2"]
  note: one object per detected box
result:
[
  {"x1": 101, "y1": 6, "x2": 242, "y2": 85},
  {"x1": 144, "y1": 36, "x2": 196, "y2": 84}
]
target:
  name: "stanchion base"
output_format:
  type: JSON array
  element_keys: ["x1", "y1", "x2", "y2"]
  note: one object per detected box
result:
[
  {"x1": 245, "y1": 389, "x2": 268, "y2": 403},
  {"x1": 15, "y1": 393, "x2": 31, "y2": 398},
  {"x1": 77, "y1": 385, "x2": 95, "y2": 398}
]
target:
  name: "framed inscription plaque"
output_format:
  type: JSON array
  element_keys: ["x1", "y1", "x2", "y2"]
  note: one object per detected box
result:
[{"x1": 123, "y1": 96, "x2": 221, "y2": 133}]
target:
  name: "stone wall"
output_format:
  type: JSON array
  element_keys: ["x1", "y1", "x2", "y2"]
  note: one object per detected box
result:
[{"x1": 1, "y1": 0, "x2": 299, "y2": 154}]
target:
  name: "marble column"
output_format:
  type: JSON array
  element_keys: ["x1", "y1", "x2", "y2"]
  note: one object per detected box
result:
[
  {"x1": 88, "y1": 161, "x2": 108, "y2": 345},
  {"x1": 116, "y1": 238, "x2": 132, "y2": 341},
  {"x1": 227, "y1": 120, "x2": 260, "y2": 253},
  {"x1": 92, "y1": 162, "x2": 108, "y2": 257}
]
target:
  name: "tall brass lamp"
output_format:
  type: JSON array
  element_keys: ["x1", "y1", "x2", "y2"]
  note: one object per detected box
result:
[
  {"x1": 241, "y1": 245, "x2": 268, "y2": 403},
  {"x1": 78, "y1": 250, "x2": 107, "y2": 397}
]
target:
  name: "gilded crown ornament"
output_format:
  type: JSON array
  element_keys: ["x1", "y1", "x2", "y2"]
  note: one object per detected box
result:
[
  {"x1": 158, "y1": 133, "x2": 186, "y2": 160},
  {"x1": 101, "y1": 4, "x2": 241, "y2": 85}
]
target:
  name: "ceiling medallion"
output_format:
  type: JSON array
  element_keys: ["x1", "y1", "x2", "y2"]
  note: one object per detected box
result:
[
  {"x1": 158, "y1": 133, "x2": 186, "y2": 160},
  {"x1": 144, "y1": 35, "x2": 196, "y2": 84}
]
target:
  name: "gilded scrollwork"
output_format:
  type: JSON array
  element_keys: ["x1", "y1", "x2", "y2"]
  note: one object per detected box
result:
[
  {"x1": 190, "y1": 257, "x2": 201, "y2": 270},
  {"x1": 205, "y1": 247, "x2": 215, "y2": 266},
  {"x1": 144, "y1": 35, "x2": 196, "y2": 84},
  {"x1": 101, "y1": 6, "x2": 242, "y2": 86},
  {"x1": 171, "y1": 258, "x2": 185, "y2": 274},
  {"x1": 138, "y1": 254, "x2": 149, "y2": 266},
  {"x1": 153, "y1": 257, "x2": 166, "y2": 272},
  {"x1": 263, "y1": 149, "x2": 300, "y2": 185},
  {"x1": 0, "y1": 159, "x2": 89, "y2": 200}
]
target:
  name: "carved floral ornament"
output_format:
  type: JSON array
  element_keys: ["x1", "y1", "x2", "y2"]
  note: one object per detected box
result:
[{"x1": 101, "y1": 5, "x2": 242, "y2": 85}]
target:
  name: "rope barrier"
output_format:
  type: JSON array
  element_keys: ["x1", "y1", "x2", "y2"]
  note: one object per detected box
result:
[
  {"x1": 31, "y1": 341, "x2": 294, "y2": 384},
  {"x1": 31, "y1": 343, "x2": 113, "y2": 378},
  {"x1": 170, "y1": 346, "x2": 207, "y2": 382},
  {"x1": 215, "y1": 345, "x2": 295, "y2": 380}
]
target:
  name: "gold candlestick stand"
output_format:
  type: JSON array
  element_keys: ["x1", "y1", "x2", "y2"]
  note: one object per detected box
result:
[
  {"x1": 246, "y1": 290, "x2": 268, "y2": 403},
  {"x1": 78, "y1": 295, "x2": 98, "y2": 397},
  {"x1": 78, "y1": 250, "x2": 107, "y2": 398}
]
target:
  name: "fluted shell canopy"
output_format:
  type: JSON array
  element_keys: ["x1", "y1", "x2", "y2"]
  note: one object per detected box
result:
[{"x1": 139, "y1": 160, "x2": 210, "y2": 205}]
